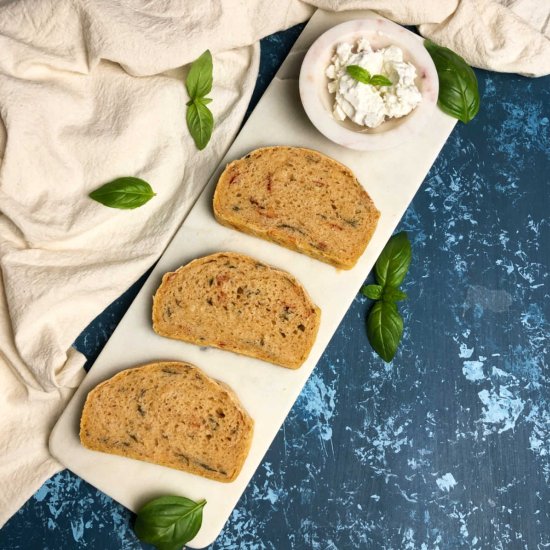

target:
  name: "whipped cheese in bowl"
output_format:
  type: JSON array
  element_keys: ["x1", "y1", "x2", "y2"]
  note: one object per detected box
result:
[
  {"x1": 299, "y1": 17, "x2": 439, "y2": 150},
  {"x1": 326, "y1": 38, "x2": 422, "y2": 128}
]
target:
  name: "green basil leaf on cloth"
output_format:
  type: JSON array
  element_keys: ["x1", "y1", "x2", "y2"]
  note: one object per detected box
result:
[
  {"x1": 187, "y1": 98, "x2": 214, "y2": 150},
  {"x1": 89, "y1": 177, "x2": 156, "y2": 209},
  {"x1": 185, "y1": 50, "x2": 213, "y2": 101}
]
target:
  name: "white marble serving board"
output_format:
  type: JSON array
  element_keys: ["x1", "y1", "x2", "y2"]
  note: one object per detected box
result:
[{"x1": 50, "y1": 9, "x2": 456, "y2": 549}]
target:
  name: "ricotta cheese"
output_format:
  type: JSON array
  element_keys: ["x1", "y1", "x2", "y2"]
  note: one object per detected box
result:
[{"x1": 326, "y1": 38, "x2": 422, "y2": 128}]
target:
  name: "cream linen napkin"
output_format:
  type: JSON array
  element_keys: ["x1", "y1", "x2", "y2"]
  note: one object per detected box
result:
[{"x1": 1, "y1": 0, "x2": 548, "y2": 528}]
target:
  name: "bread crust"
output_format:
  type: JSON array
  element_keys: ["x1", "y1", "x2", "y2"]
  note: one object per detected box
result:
[
  {"x1": 152, "y1": 252, "x2": 321, "y2": 369},
  {"x1": 80, "y1": 361, "x2": 254, "y2": 482},
  {"x1": 213, "y1": 146, "x2": 380, "y2": 269}
]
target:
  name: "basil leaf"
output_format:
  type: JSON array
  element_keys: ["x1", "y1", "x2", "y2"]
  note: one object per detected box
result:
[
  {"x1": 370, "y1": 74, "x2": 392, "y2": 87},
  {"x1": 89, "y1": 177, "x2": 156, "y2": 209},
  {"x1": 361, "y1": 284, "x2": 383, "y2": 300},
  {"x1": 383, "y1": 287, "x2": 407, "y2": 302},
  {"x1": 134, "y1": 495, "x2": 206, "y2": 550},
  {"x1": 424, "y1": 40, "x2": 480, "y2": 123},
  {"x1": 185, "y1": 50, "x2": 213, "y2": 100},
  {"x1": 186, "y1": 97, "x2": 213, "y2": 107},
  {"x1": 367, "y1": 301, "x2": 404, "y2": 363},
  {"x1": 346, "y1": 65, "x2": 371, "y2": 84},
  {"x1": 374, "y1": 232, "x2": 412, "y2": 288},
  {"x1": 186, "y1": 98, "x2": 214, "y2": 150},
  {"x1": 184, "y1": 50, "x2": 215, "y2": 150}
]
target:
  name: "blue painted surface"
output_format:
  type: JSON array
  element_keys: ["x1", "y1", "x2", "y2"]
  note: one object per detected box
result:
[{"x1": 1, "y1": 22, "x2": 549, "y2": 550}]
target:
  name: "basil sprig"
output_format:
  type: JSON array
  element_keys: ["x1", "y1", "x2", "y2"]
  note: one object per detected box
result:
[
  {"x1": 186, "y1": 50, "x2": 214, "y2": 150},
  {"x1": 361, "y1": 232, "x2": 411, "y2": 363},
  {"x1": 89, "y1": 177, "x2": 156, "y2": 209},
  {"x1": 424, "y1": 40, "x2": 480, "y2": 123},
  {"x1": 346, "y1": 65, "x2": 392, "y2": 87},
  {"x1": 134, "y1": 495, "x2": 206, "y2": 550}
]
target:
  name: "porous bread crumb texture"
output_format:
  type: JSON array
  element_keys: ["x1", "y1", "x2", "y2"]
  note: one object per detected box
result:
[
  {"x1": 80, "y1": 361, "x2": 254, "y2": 483},
  {"x1": 213, "y1": 146, "x2": 380, "y2": 270},
  {"x1": 152, "y1": 252, "x2": 321, "y2": 370}
]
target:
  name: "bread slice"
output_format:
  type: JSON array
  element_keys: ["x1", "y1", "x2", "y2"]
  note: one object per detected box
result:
[
  {"x1": 152, "y1": 252, "x2": 320, "y2": 369},
  {"x1": 213, "y1": 146, "x2": 380, "y2": 269},
  {"x1": 80, "y1": 361, "x2": 253, "y2": 482}
]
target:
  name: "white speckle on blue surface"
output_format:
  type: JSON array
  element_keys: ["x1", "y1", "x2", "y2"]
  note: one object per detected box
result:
[
  {"x1": 402, "y1": 527, "x2": 416, "y2": 549},
  {"x1": 478, "y1": 386, "x2": 525, "y2": 435},
  {"x1": 436, "y1": 473, "x2": 457, "y2": 492},
  {"x1": 459, "y1": 343, "x2": 474, "y2": 358},
  {"x1": 492, "y1": 366, "x2": 509, "y2": 377},
  {"x1": 463, "y1": 359, "x2": 485, "y2": 381},
  {"x1": 355, "y1": 411, "x2": 413, "y2": 471},
  {"x1": 459, "y1": 516, "x2": 469, "y2": 540},
  {"x1": 525, "y1": 405, "x2": 550, "y2": 482},
  {"x1": 70, "y1": 518, "x2": 84, "y2": 542},
  {"x1": 294, "y1": 368, "x2": 338, "y2": 445},
  {"x1": 394, "y1": 483, "x2": 418, "y2": 503},
  {"x1": 34, "y1": 484, "x2": 50, "y2": 503},
  {"x1": 464, "y1": 285, "x2": 512, "y2": 313}
]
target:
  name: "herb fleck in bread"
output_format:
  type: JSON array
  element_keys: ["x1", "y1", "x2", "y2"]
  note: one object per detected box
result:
[
  {"x1": 152, "y1": 252, "x2": 320, "y2": 369},
  {"x1": 213, "y1": 146, "x2": 380, "y2": 269},
  {"x1": 80, "y1": 361, "x2": 253, "y2": 482}
]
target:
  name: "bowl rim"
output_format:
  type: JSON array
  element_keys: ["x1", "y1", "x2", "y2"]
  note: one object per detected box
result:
[{"x1": 299, "y1": 17, "x2": 439, "y2": 151}]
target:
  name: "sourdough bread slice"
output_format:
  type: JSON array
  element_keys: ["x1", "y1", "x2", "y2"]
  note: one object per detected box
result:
[
  {"x1": 80, "y1": 361, "x2": 253, "y2": 482},
  {"x1": 213, "y1": 146, "x2": 380, "y2": 269},
  {"x1": 152, "y1": 252, "x2": 320, "y2": 369}
]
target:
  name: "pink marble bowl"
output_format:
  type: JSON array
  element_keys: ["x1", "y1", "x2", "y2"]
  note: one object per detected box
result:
[{"x1": 299, "y1": 18, "x2": 439, "y2": 151}]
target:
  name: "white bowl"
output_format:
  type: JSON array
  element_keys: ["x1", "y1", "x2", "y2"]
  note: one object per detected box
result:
[{"x1": 299, "y1": 17, "x2": 439, "y2": 151}]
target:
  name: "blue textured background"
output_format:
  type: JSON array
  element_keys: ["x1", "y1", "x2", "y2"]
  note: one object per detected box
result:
[{"x1": 1, "y1": 21, "x2": 549, "y2": 550}]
